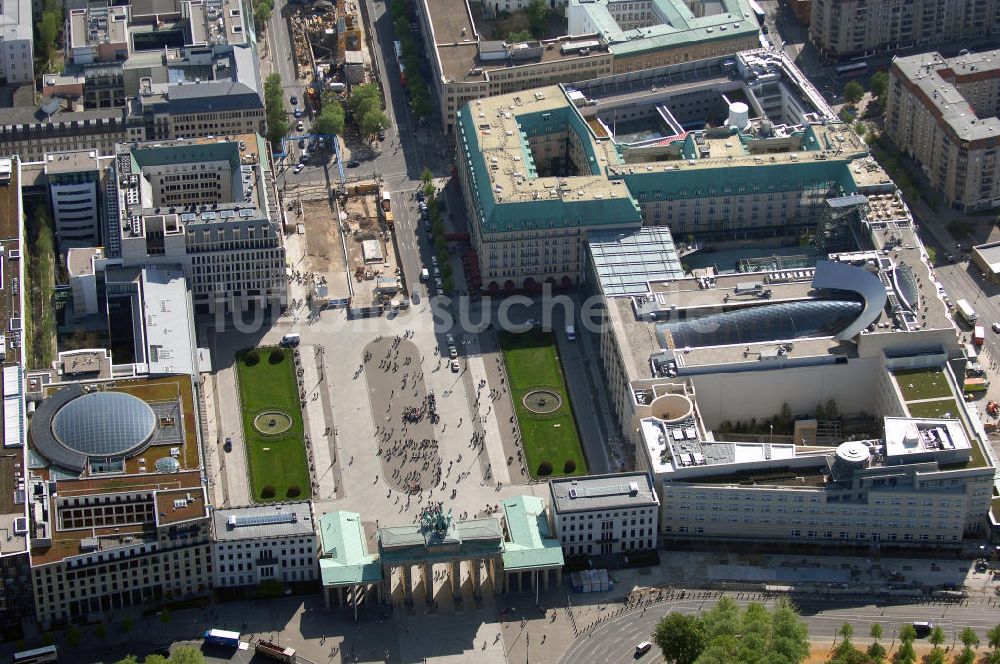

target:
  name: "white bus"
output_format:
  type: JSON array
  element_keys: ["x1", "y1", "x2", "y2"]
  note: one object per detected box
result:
[
  {"x1": 13, "y1": 645, "x2": 58, "y2": 663},
  {"x1": 956, "y1": 298, "x2": 977, "y2": 325},
  {"x1": 835, "y1": 61, "x2": 868, "y2": 78}
]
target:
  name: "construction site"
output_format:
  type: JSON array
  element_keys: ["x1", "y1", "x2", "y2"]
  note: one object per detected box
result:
[
  {"x1": 288, "y1": 0, "x2": 370, "y2": 111},
  {"x1": 282, "y1": 180, "x2": 404, "y2": 311}
]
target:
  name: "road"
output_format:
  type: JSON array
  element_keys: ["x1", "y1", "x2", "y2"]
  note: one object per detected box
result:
[{"x1": 560, "y1": 593, "x2": 1000, "y2": 664}]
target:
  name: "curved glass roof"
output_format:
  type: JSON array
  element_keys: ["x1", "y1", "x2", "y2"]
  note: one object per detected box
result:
[
  {"x1": 657, "y1": 298, "x2": 863, "y2": 349},
  {"x1": 894, "y1": 262, "x2": 918, "y2": 312},
  {"x1": 52, "y1": 391, "x2": 157, "y2": 458}
]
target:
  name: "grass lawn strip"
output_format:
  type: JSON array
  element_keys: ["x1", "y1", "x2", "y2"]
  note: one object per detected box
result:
[
  {"x1": 236, "y1": 347, "x2": 311, "y2": 501},
  {"x1": 500, "y1": 331, "x2": 587, "y2": 478},
  {"x1": 893, "y1": 368, "x2": 952, "y2": 402}
]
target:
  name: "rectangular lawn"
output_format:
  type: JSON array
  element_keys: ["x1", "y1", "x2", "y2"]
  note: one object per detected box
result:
[
  {"x1": 236, "y1": 347, "x2": 311, "y2": 502},
  {"x1": 499, "y1": 330, "x2": 587, "y2": 478},
  {"x1": 893, "y1": 368, "x2": 952, "y2": 402}
]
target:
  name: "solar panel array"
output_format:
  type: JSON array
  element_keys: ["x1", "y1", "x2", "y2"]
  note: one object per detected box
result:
[{"x1": 232, "y1": 512, "x2": 297, "y2": 528}]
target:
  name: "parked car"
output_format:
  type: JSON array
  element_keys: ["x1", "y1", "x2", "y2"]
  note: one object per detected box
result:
[
  {"x1": 224, "y1": 437, "x2": 232, "y2": 452},
  {"x1": 293, "y1": 108, "x2": 303, "y2": 119},
  {"x1": 290, "y1": 95, "x2": 298, "y2": 105},
  {"x1": 293, "y1": 163, "x2": 305, "y2": 174},
  {"x1": 450, "y1": 359, "x2": 459, "y2": 372},
  {"x1": 448, "y1": 345, "x2": 458, "y2": 359},
  {"x1": 296, "y1": 120, "x2": 305, "y2": 131},
  {"x1": 346, "y1": 160, "x2": 361, "y2": 168},
  {"x1": 298, "y1": 138, "x2": 306, "y2": 149}
]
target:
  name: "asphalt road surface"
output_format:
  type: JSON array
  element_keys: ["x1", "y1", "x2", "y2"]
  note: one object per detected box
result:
[{"x1": 560, "y1": 593, "x2": 1000, "y2": 664}]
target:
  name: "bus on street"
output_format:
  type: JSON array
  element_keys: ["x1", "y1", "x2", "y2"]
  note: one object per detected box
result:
[{"x1": 835, "y1": 61, "x2": 868, "y2": 78}]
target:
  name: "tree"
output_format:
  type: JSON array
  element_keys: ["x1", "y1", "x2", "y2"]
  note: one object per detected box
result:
[
  {"x1": 652, "y1": 612, "x2": 706, "y2": 664},
  {"x1": 507, "y1": 30, "x2": 532, "y2": 42},
  {"x1": 899, "y1": 623, "x2": 916, "y2": 644},
  {"x1": 929, "y1": 625, "x2": 945, "y2": 649},
  {"x1": 168, "y1": 648, "x2": 206, "y2": 664},
  {"x1": 864, "y1": 642, "x2": 885, "y2": 664},
  {"x1": 114, "y1": 657, "x2": 139, "y2": 664},
  {"x1": 895, "y1": 641, "x2": 916, "y2": 664},
  {"x1": 869, "y1": 71, "x2": 889, "y2": 100},
  {"x1": 95, "y1": 622, "x2": 108, "y2": 640},
  {"x1": 844, "y1": 81, "x2": 864, "y2": 106},
  {"x1": 956, "y1": 626, "x2": 980, "y2": 664},
  {"x1": 66, "y1": 625, "x2": 81, "y2": 647},
  {"x1": 144, "y1": 656, "x2": 170, "y2": 664},
  {"x1": 360, "y1": 110, "x2": 390, "y2": 141},
  {"x1": 159, "y1": 608, "x2": 172, "y2": 624},
  {"x1": 253, "y1": 0, "x2": 273, "y2": 32},
  {"x1": 827, "y1": 647, "x2": 874, "y2": 664},
  {"x1": 770, "y1": 599, "x2": 810, "y2": 664},
  {"x1": 988, "y1": 623, "x2": 1000, "y2": 652},
  {"x1": 348, "y1": 83, "x2": 381, "y2": 118},
  {"x1": 525, "y1": 0, "x2": 549, "y2": 37},
  {"x1": 121, "y1": 617, "x2": 133, "y2": 634},
  {"x1": 313, "y1": 100, "x2": 345, "y2": 136},
  {"x1": 264, "y1": 73, "x2": 289, "y2": 147},
  {"x1": 421, "y1": 167, "x2": 433, "y2": 187}
]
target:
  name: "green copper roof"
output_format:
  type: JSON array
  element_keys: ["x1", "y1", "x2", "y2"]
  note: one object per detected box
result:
[
  {"x1": 318, "y1": 511, "x2": 382, "y2": 587},
  {"x1": 501, "y1": 495, "x2": 565, "y2": 571},
  {"x1": 568, "y1": 0, "x2": 760, "y2": 57}
]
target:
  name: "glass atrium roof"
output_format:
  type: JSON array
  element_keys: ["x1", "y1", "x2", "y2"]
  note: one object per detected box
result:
[
  {"x1": 52, "y1": 391, "x2": 157, "y2": 457},
  {"x1": 656, "y1": 298, "x2": 864, "y2": 349}
]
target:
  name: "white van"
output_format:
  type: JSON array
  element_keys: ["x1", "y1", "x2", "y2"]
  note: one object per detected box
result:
[
  {"x1": 279, "y1": 333, "x2": 301, "y2": 347},
  {"x1": 566, "y1": 324, "x2": 576, "y2": 341},
  {"x1": 420, "y1": 268, "x2": 429, "y2": 281},
  {"x1": 635, "y1": 641, "x2": 652, "y2": 655}
]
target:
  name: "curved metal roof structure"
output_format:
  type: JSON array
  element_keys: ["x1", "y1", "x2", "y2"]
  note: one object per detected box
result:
[
  {"x1": 29, "y1": 386, "x2": 158, "y2": 473},
  {"x1": 811, "y1": 260, "x2": 887, "y2": 341},
  {"x1": 656, "y1": 298, "x2": 863, "y2": 349}
]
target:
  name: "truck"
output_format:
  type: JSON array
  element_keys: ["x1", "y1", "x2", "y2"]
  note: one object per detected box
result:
[
  {"x1": 956, "y1": 299, "x2": 977, "y2": 325},
  {"x1": 380, "y1": 191, "x2": 391, "y2": 213},
  {"x1": 254, "y1": 639, "x2": 296, "y2": 663},
  {"x1": 204, "y1": 629, "x2": 241, "y2": 648},
  {"x1": 279, "y1": 333, "x2": 301, "y2": 347},
  {"x1": 974, "y1": 325, "x2": 986, "y2": 346}
]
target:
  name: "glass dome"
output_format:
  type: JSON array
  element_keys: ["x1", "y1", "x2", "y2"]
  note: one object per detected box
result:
[{"x1": 52, "y1": 391, "x2": 157, "y2": 458}]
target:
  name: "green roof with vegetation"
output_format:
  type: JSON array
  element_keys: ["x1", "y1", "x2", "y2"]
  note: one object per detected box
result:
[{"x1": 893, "y1": 367, "x2": 953, "y2": 401}]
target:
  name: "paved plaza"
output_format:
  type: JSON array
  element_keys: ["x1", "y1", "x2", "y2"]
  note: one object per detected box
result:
[{"x1": 363, "y1": 336, "x2": 441, "y2": 493}]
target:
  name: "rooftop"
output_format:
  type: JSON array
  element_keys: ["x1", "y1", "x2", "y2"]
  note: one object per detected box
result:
[
  {"x1": 213, "y1": 502, "x2": 314, "y2": 541},
  {"x1": 29, "y1": 374, "x2": 201, "y2": 477},
  {"x1": 0, "y1": 0, "x2": 32, "y2": 42},
  {"x1": 44, "y1": 150, "x2": 100, "y2": 176},
  {"x1": 0, "y1": 159, "x2": 27, "y2": 557},
  {"x1": 588, "y1": 227, "x2": 685, "y2": 297},
  {"x1": 423, "y1": 0, "x2": 611, "y2": 83},
  {"x1": 892, "y1": 50, "x2": 1000, "y2": 147},
  {"x1": 549, "y1": 472, "x2": 659, "y2": 513},
  {"x1": 567, "y1": 0, "x2": 759, "y2": 57},
  {"x1": 31, "y1": 470, "x2": 206, "y2": 566},
  {"x1": 318, "y1": 511, "x2": 382, "y2": 587},
  {"x1": 378, "y1": 517, "x2": 504, "y2": 565},
  {"x1": 134, "y1": 266, "x2": 197, "y2": 376},
  {"x1": 500, "y1": 495, "x2": 564, "y2": 571}
]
